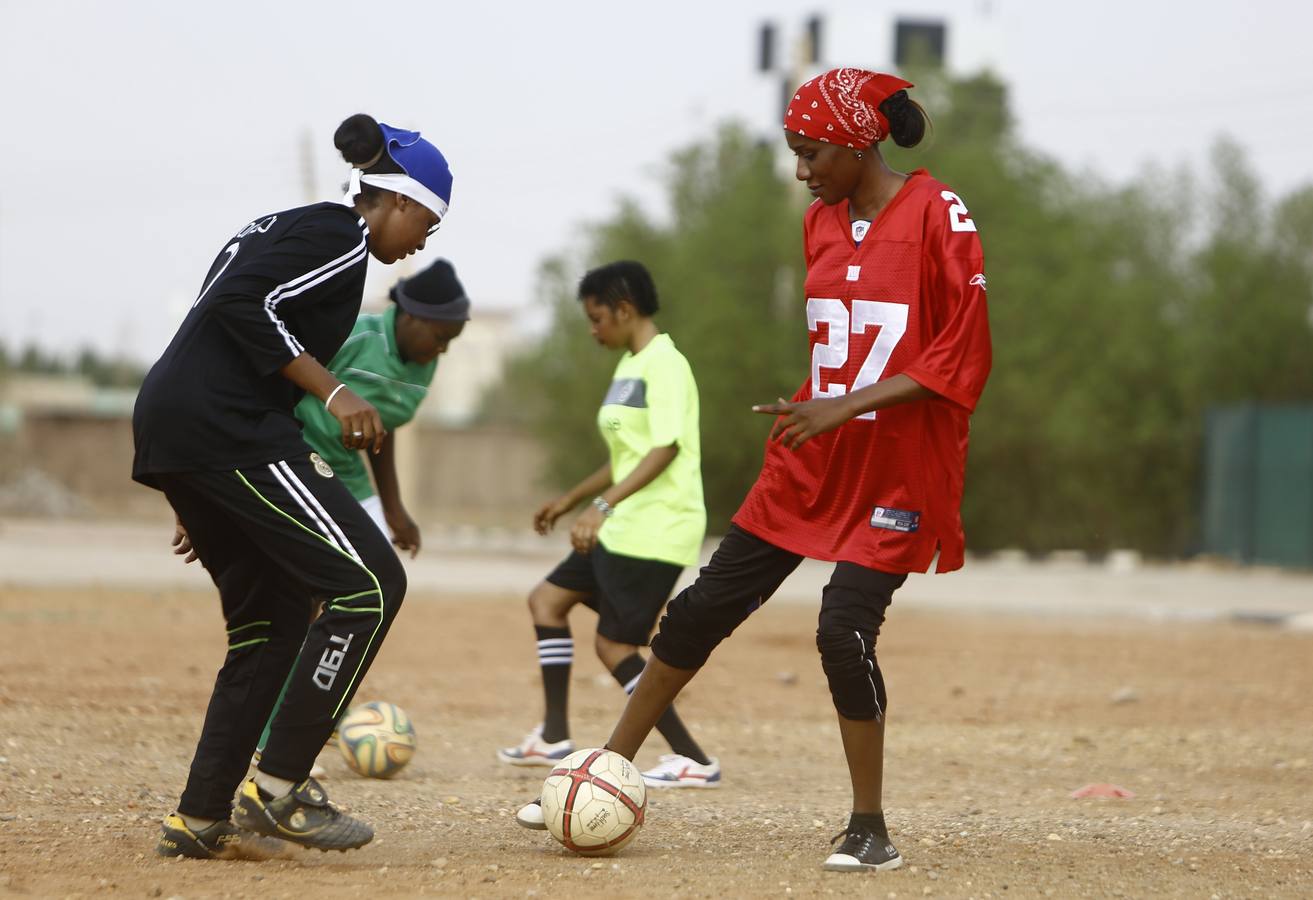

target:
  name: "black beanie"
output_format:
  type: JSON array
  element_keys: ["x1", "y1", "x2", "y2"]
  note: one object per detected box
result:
[{"x1": 389, "y1": 259, "x2": 470, "y2": 321}]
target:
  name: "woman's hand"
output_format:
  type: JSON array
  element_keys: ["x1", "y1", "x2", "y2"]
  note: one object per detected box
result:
[
  {"x1": 172, "y1": 515, "x2": 198, "y2": 564},
  {"x1": 385, "y1": 506, "x2": 421, "y2": 558},
  {"x1": 569, "y1": 505, "x2": 607, "y2": 554},
  {"x1": 753, "y1": 396, "x2": 854, "y2": 450},
  {"x1": 533, "y1": 497, "x2": 573, "y2": 535},
  {"x1": 329, "y1": 386, "x2": 387, "y2": 454}
]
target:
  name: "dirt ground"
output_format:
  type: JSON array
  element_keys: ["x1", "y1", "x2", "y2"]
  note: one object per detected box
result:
[{"x1": 0, "y1": 580, "x2": 1310, "y2": 899}]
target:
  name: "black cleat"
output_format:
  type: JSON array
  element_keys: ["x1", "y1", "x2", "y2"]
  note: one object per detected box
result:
[
  {"x1": 822, "y1": 816, "x2": 903, "y2": 872},
  {"x1": 234, "y1": 777, "x2": 373, "y2": 852},
  {"x1": 155, "y1": 813, "x2": 289, "y2": 860}
]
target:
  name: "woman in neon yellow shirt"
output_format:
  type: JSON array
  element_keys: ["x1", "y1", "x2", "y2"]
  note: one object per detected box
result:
[{"x1": 499, "y1": 261, "x2": 720, "y2": 800}]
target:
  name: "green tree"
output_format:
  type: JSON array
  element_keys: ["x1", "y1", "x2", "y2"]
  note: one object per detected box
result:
[
  {"x1": 483, "y1": 125, "x2": 806, "y2": 527},
  {"x1": 484, "y1": 71, "x2": 1313, "y2": 557}
]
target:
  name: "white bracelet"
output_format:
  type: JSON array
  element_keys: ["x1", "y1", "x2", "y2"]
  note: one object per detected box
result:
[
  {"x1": 325, "y1": 383, "x2": 347, "y2": 411},
  {"x1": 592, "y1": 496, "x2": 615, "y2": 518}
]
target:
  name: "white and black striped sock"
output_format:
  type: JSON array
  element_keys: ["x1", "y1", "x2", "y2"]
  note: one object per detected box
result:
[
  {"x1": 537, "y1": 637, "x2": 574, "y2": 668},
  {"x1": 535, "y1": 626, "x2": 572, "y2": 743}
]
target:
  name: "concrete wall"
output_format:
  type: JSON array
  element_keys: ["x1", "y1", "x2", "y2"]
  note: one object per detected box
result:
[
  {"x1": 0, "y1": 411, "x2": 547, "y2": 528},
  {"x1": 399, "y1": 422, "x2": 550, "y2": 527}
]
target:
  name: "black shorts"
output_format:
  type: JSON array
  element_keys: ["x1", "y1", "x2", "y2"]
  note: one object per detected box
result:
[{"x1": 545, "y1": 542, "x2": 683, "y2": 646}]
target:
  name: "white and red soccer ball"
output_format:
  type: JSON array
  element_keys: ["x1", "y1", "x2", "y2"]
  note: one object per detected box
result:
[{"x1": 540, "y1": 748, "x2": 647, "y2": 856}]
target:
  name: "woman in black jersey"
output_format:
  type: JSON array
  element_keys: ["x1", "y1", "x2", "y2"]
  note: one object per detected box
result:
[{"x1": 134, "y1": 114, "x2": 452, "y2": 859}]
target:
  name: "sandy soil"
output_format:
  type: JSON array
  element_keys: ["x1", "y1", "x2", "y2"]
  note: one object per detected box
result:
[{"x1": 0, "y1": 584, "x2": 1309, "y2": 899}]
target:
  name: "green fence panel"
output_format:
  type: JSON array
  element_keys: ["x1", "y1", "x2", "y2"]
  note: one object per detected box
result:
[
  {"x1": 1203, "y1": 405, "x2": 1313, "y2": 568},
  {"x1": 1253, "y1": 408, "x2": 1313, "y2": 567},
  {"x1": 1202, "y1": 407, "x2": 1257, "y2": 562}
]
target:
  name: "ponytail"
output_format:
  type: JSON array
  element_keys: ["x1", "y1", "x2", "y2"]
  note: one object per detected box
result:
[{"x1": 879, "y1": 91, "x2": 931, "y2": 148}]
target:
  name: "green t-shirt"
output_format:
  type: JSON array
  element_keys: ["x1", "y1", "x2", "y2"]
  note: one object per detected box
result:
[
  {"x1": 294, "y1": 306, "x2": 437, "y2": 500},
  {"x1": 597, "y1": 333, "x2": 706, "y2": 567}
]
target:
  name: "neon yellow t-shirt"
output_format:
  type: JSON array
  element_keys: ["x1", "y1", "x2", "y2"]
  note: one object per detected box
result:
[{"x1": 597, "y1": 333, "x2": 705, "y2": 567}]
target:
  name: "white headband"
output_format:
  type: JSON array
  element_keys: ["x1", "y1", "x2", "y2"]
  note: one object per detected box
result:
[{"x1": 344, "y1": 169, "x2": 449, "y2": 219}]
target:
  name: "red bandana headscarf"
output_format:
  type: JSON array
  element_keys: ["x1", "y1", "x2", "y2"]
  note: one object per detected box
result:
[{"x1": 784, "y1": 68, "x2": 915, "y2": 148}]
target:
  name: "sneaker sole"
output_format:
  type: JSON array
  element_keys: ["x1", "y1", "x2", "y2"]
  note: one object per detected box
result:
[
  {"x1": 238, "y1": 813, "x2": 373, "y2": 853},
  {"x1": 822, "y1": 856, "x2": 904, "y2": 872},
  {"x1": 157, "y1": 825, "x2": 292, "y2": 861},
  {"x1": 497, "y1": 752, "x2": 569, "y2": 767},
  {"x1": 157, "y1": 837, "x2": 293, "y2": 862},
  {"x1": 642, "y1": 778, "x2": 722, "y2": 789}
]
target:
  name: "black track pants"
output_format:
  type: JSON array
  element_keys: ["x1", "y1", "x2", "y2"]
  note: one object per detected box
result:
[{"x1": 157, "y1": 453, "x2": 406, "y2": 819}]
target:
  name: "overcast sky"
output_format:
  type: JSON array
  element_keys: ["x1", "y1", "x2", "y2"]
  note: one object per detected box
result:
[{"x1": 1, "y1": 0, "x2": 1309, "y2": 363}]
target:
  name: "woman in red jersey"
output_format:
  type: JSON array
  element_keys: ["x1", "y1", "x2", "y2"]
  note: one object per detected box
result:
[{"x1": 521, "y1": 68, "x2": 992, "y2": 872}]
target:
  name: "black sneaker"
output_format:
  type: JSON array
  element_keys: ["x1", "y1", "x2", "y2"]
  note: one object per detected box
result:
[
  {"x1": 234, "y1": 777, "x2": 373, "y2": 852},
  {"x1": 155, "y1": 813, "x2": 289, "y2": 860},
  {"x1": 822, "y1": 819, "x2": 903, "y2": 872}
]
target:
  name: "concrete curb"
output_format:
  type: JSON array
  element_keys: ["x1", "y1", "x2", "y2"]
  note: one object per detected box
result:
[{"x1": 2, "y1": 518, "x2": 1312, "y2": 631}]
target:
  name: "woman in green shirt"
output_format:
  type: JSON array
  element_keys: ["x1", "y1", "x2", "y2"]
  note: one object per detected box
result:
[
  {"x1": 293, "y1": 258, "x2": 470, "y2": 555},
  {"x1": 499, "y1": 261, "x2": 720, "y2": 810},
  {"x1": 251, "y1": 259, "x2": 469, "y2": 766}
]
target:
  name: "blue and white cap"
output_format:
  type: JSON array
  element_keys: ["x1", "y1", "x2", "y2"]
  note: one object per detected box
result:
[{"x1": 346, "y1": 123, "x2": 452, "y2": 219}]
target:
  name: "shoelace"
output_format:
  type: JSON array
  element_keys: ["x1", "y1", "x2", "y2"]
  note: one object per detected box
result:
[{"x1": 829, "y1": 828, "x2": 876, "y2": 858}]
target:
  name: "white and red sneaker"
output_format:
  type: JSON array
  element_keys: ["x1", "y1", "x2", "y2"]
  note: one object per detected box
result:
[
  {"x1": 496, "y1": 725, "x2": 575, "y2": 767},
  {"x1": 641, "y1": 754, "x2": 722, "y2": 788}
]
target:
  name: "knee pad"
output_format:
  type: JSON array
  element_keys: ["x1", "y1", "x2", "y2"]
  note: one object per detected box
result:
[{"x1": 816, "y1": 622, "x2": 887, "y2": 721}]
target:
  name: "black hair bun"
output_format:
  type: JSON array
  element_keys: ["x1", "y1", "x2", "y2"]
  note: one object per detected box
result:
[
  {"x1": 334, "y1": 114, "x2": 384, "y2": 166},
  {"x1": 880, "y1": 90, "x2": 926, "y2": 148}
]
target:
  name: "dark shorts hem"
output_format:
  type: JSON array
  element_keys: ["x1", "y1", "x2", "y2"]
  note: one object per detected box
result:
[{"x1": 544, "y1": 543, "x2": 682, "y2": 647}]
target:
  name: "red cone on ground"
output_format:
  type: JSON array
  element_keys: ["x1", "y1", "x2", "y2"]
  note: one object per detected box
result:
[{"x1": 1070, "y1": 783, "x2": 1135, "y2": 799}]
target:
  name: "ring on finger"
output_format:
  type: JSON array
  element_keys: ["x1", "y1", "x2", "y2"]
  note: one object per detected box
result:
[{"x1": 351, "y1": 430, "x2": 363, "y2": 437}]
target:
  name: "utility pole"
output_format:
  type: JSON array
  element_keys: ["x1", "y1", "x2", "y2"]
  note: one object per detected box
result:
[
  {"x1": 757, "y1": 14, "x2": 827, "y2": 138},
  {"x1": 299, "y1": 127, "x2": 318, "y2": 204},
  {"x1": 757, "y1": 16, "x2": 827, "y2": 315}
]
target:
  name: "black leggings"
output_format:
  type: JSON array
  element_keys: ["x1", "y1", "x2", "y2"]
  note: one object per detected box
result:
[{"x1": 651, "y1": 525, "x2": 905, "y2": 718}]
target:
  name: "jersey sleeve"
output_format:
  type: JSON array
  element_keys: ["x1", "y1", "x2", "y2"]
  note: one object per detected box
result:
[
  {"x1": 901, "y1": 187, "x2": 992, "y2": 412},
  {"x1": 645, "y1": 350, "x2": 694, "y2": 449},
  {"x1": 205, "y1": 215, "x2": 368, "y2": 376}
]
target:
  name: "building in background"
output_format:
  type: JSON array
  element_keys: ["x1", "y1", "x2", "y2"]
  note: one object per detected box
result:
[
  {"x1": 755, "y1": 5, "x2": 1004, "y2": 135},
  {"x1": 0, "y1": 296, "x2": 543, "y2": 527},
  {"x1": 412, "y1": 306, "x2": 529, "y2": 426}
]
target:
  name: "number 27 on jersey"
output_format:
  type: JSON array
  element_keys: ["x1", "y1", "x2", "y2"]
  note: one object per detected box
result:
[{"x1": 807, "y1": 298, "x2": 908, "y2": 421}]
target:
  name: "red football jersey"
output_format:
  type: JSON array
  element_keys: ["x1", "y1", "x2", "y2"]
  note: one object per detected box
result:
[{"x1": 733, "y1": 169, "x2": 992, "y2": 574}]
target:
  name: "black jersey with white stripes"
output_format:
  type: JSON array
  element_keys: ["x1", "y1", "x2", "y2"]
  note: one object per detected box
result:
[{"x1": 133, "y1": 202, "x2": 370, "y2": 485}]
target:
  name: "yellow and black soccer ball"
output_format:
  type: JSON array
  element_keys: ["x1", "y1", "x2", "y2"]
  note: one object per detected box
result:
[{"x1": 337, "y1": 701, "x2": 416, "y2": 778}]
